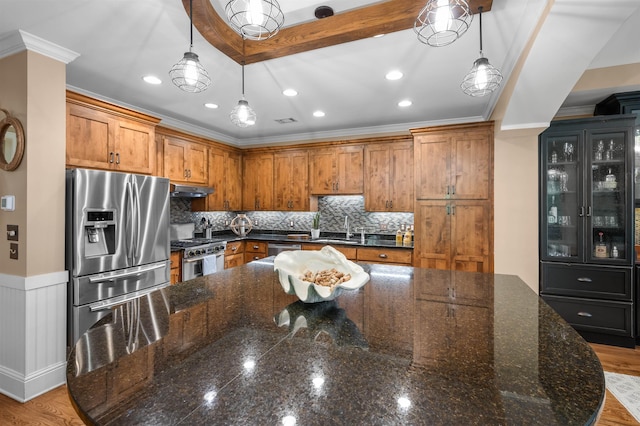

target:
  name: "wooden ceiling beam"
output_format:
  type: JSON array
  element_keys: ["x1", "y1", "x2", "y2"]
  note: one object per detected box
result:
[{"x1": 189, "y1": 0, "x2": 493, "y2": 65}]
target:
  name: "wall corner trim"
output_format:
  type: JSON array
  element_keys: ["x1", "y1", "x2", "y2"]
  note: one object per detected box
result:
[{"x1": 0, "y1": 270, "x2": 68, "y2": 291}]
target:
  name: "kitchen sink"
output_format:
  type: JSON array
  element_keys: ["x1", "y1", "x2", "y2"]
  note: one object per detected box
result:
[{"x1": 312, "y1": 239, "x2": 359, "y2": 245}]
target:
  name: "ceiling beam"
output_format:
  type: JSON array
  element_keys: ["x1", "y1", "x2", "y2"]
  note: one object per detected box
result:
[{"x1": 189, "y1": 0, "x2": 493, "y2": 65}]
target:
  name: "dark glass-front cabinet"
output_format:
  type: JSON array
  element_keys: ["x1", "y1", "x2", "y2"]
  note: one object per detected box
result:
[{"x1": 539, "y1": 115, "x2": 636, "y2": 347}]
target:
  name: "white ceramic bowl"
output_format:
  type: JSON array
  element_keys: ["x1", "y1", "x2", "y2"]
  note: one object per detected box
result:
[{"x1": 273, "y1": 246, "x2": 370, "y2": 303}]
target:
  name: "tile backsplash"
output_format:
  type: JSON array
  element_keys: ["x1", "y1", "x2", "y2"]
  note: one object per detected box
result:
[{"x1": 171, "y1": 196, "x2": 414, "y2": 236}]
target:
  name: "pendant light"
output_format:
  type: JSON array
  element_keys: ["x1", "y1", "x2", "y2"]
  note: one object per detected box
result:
[
  {"x1": 461, "y1": 6, "x2": 503, "y2": 97},
  {"x1": 230, "y1": 63, "x2": 256, "y2": 127},
  {"x1": 414, "y1": 0, "x2": 472, "y2": 47},
  {"x1": 169, "y1": 0, "x2": 211, "y2": 93},
  {"x1": 225, "y1": 0, "x2": 284, "y2": 41}
]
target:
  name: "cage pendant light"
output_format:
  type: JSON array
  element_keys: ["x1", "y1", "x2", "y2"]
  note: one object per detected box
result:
[
  {"x1": 461, "y1": 6, "x2": 503, "y2": 97},
  {"x1": 414, "y1": 0, "x2": 472, "y2": 47},
  {"x1": 230, "y1": 64, "x2": 256, "y2": 127},
  {"x1": 169, "y1": 0, "x2": 211, "y2": 93},
  {"x1": 225, "y1": 0, "x2": 284, "y2": 41}
]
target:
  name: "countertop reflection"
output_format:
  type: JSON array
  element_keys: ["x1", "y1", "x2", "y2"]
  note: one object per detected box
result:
[{"x1": 66, "y1": 259, "x2": 604, "y2": 425}]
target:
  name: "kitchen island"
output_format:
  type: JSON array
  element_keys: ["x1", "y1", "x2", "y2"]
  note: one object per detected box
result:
[{"x1": 66, "y1": 258, "x2": 604, "y2": 425}]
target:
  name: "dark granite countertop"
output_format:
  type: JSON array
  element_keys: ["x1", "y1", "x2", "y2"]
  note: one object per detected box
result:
[
  {"x1": 205, "y1": 231, "x2": 414, "y2": 249},
  {"x1": 67, "y1": 260, "x2": 604, "y2": 425}
]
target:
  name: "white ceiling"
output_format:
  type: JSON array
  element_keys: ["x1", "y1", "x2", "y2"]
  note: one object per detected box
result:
[{"x1": 1, "y1": 0, "x2": 639, "y2": 147}]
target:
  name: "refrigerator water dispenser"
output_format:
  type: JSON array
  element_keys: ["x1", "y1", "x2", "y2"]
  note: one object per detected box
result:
[{"x1": 84, "y1": 210, "x2": 116, "y2": 257}]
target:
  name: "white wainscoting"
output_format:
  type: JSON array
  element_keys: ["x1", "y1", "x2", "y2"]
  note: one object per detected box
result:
[{"x1": 0, "y1": 270, "x2": 68, "y2": 402}]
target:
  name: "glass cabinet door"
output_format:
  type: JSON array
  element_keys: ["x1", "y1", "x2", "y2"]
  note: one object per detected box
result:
[
  {"x1": 587, "y1": 129, "x2": 629, "y2": 263},
  {"x1": 541, "y1": 134, "x2": 581, "y2": 261}
]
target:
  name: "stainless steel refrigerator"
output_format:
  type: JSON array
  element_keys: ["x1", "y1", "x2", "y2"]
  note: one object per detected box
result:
[{"x1": 66, "y1": 168, "x2": 170, "y2": 346}]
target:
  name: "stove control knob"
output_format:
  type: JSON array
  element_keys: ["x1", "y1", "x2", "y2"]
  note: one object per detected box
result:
[
  {"x1": 187, "y1": 250, "x2": 195, "y2": 257},
  {"x1": 194, "y1": 249, "x2": 202, "y2": 256}
]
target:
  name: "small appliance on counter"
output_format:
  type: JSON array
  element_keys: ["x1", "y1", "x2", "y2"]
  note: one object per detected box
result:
[{"x1": 230, "y1": 214, "x2": 252, "y2": 237}]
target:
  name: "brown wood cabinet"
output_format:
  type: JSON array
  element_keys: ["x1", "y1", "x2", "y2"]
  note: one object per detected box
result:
[
  {"x1": 66, "y1": 92, "x2": 159, "y2": 175},
  {"x1": 193, "y1": 148, "x2": 242, "y2": 212},
  {"x1": 364, "y1": 140, "x2": 413, "y2": 211},
  {"x1": 244, "y1": 241, "x2": 268, "y2": 262},
  {"x1": 163, "y1": 136, "x2": 208, "y2": 185},
  {"x1": 414, "y1": 200, "x2": 492, "y2": 273},
  {"x1": 412, "y1": 122, "x2": 494, "y2": 273},
  {"x1": 301, "y1": 244, "x2": 357, "y2": 260},
  {"x1": 274, "y1": 150, "x2": 309, "y2": 211},
  {"x1": 356, "y1": 247, "x2": 412, "y2": 265},
  {"x1": 224, "y1": 241, "x2": 245, "y2": 269},
  {"x1": 413, "y1": 122, "x2": 492, "y2": 200},
  {"x1": 243, "y1": 153, "x2": 274, "y2": 210},
  {"x1": 170, "y1": 251, "x2": 182, "y2": 284},
  {"x1": 309, "y1": 145, "x2": 364, "y2": 194}
]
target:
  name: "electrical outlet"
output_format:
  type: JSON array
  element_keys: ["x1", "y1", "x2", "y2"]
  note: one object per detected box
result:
[
  {"x1": 9, "y1": 243, "x2": 18, "y2": 260},
  {"x1": 7, "y1": 224, "x2": 18, "y2": 241}
]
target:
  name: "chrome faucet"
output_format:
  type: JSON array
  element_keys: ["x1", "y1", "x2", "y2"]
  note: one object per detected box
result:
[
  {"x1": 355, "y1": 227, "x2": 366, "y2": 244},
  {"x1": 344, "y1": 215, "x2": 353, "y2": 240}
]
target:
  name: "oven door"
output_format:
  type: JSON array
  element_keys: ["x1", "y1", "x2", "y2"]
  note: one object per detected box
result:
[{"x1": 182, "y1": 253, "x2": 224, "y2": 280}]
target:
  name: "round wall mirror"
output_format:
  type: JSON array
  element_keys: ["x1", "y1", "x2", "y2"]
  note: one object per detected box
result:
[{"x1": 0, "y1": 109, "x2": 25, "y2": 171}]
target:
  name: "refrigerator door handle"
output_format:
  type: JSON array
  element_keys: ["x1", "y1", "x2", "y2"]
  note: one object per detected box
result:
[
  {"x1": 88, "y1": 282, "x2": 170, "y2": 312},
  {"x1": 88, "y1": 262, "x2": 167, "y2": 283},
  {"x1": 132, "y1": 177, "x2": 142, "y2": 264},
  {"x1": 125, "y1": 178, "x2": 135, "y2": 263}
]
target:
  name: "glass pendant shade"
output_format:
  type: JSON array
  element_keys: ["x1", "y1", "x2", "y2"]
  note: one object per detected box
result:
[
  {"x1": 230, "y1": 98, "x2": 256, "y2": 127},
  {"x1": 414, "y1": 0, "x2": 472, "y2": 47},
  {"x1": 461, "y1": 56, "x2": 503, "y2": 96},
  {"x1": 225, "y1": 0, "x2": 284, "y2": 41},
  {"x1": 169, "y1": 51, "x2": 211, "y2": 93},
  {"x1": 170, "y1": 0, "x2": 211, "y2": 93}
]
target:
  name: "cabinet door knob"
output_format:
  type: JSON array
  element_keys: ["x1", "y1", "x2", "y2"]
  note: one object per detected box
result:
[{"x1": 379, "y1": 253, "x2": 388, "y2": 258}]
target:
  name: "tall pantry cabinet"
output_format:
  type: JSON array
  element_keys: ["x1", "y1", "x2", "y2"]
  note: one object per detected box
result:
[
  {"x1": 411, "y1": 122, "x2": 494, "y2": 273},
  {"x1": 539, "y1": 115, "x2": 636, "y2": 348}
]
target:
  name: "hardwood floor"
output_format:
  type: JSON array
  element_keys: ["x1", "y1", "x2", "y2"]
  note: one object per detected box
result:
[{"x1": 0, "y1": 343, "x2": 637, "y2": 425}]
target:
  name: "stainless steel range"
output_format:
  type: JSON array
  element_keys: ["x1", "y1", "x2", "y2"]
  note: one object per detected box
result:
[{"x1": 171, "y1": 237, "x2": 227, "y2": 280}]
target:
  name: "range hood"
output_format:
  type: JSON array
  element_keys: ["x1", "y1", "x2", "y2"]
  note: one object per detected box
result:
[{"x1": 170, "y1": 183, "x2": 214, "y2": 198}]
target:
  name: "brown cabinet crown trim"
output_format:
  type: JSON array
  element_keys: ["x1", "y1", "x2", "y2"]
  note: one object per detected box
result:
[{"x1": 66, "y1": 91, "x2": 161, "y2": 125}]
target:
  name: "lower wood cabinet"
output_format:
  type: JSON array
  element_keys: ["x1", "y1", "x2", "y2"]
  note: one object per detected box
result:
[
  {"x1": 224, "y1": 241, "x2": 245, "y2": 269},
  {"x1": 245, "y1": 241, "x2": 268, "y2": 262},
  {"x1": 170, "y1": 251, "x2": 182, "y2": 284},
  {"x1": 356, "y1": 247, "x2": 412, "y2": 265},
  {"x1": 414, "y1": 200, "x2": 492, "y2": 273},
  {"x1": 301, "y1": 244, "x2": 357, "y2": 260}
]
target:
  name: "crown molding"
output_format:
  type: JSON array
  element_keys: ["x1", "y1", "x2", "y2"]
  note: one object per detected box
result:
[{"x1": 0, "y1": 30, "x2": 79, "y2": 63}]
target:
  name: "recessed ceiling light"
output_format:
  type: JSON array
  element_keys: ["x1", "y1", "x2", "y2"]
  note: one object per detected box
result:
[
  {"x1": 313, "y1": 110, "x2": 325, "y2": 117},
  {"x1": 204, "y1": 103, "x2": 219, "y2": 109},
  {"x1": 142, "y1": 75, "x2": 162, "y2": 85},
  {"x1": 398, "y1": 100, "x2": 412, "y2": 107},
  {"x1": 283, "y1": 89, "x2": 298, "y2": 97},
  {"x1": 386, "y1": 70, "x2": 403, "y2": 81}
]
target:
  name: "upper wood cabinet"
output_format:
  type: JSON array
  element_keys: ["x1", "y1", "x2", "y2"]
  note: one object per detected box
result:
[
  {"x1": 66, "y1": 92, "x2": 159, "y2": 175},
  {"x1": 364, "y1": 140, "x2": 413, "y2": 212},
  {"x1": 163, "y1": 136, "x2": 208, "y2": 185},
  {"x1": 274, "y1": 150, "x2": 309, "y2": 211},
  {"x1": 243, "y1": 153, "x2": 273, "y2": 210},
  {"x1": 309, "y1": 145, "x2": 364, "y2": 195},
  {"x1": 413, "y1": 122, "x2": 493, "y2": 200},
  {"x1": 193, "y1": 148, "x2": 242, "y2": 212}
]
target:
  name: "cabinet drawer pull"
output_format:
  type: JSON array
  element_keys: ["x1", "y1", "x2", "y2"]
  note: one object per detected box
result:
[
  {"x1": 109, "y1": 152, "x2": 114, "y2": 163},
  {"x1": 253, "y1": 245, "x2": 259, "y2": 249},
  {"x1": 115, "y1": 152, "x2": 120, "y2": 164},
  {"x1": 577, "y1": 311, "x2": 593, "y2": 318},
  {"x1": 576, "y1": 277, "x2": 592, "y2": 282},
  {"x1": 379, "y1": 254, "x2": 388, "y2": 259},
  {"x1": 253, "y1": 256, "x2": 260, "y2": 260},
  {"x1": 232, "y1": 247, "x2": 237, "y2": 251},
  {"x1": 446, "y1": 185, "x2": 450, "y2": 195}
]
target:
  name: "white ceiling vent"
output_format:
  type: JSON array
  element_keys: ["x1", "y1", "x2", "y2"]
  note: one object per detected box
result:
[{"x1": 275, "y1": 118, "x2": 297, "y2": 124}]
